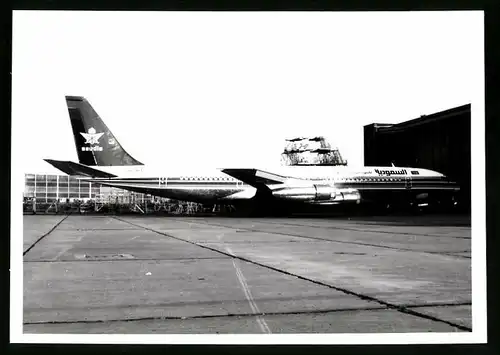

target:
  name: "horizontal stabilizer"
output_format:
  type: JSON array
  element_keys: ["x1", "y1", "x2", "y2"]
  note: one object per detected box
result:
[
  {"x1": 44, "y1": 159, "x2": 117, "y2": 178},
  {"x1": 221, "y1": 168, "x2": 287, "y2": 189}
]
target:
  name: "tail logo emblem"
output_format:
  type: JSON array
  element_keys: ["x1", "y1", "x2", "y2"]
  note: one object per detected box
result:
[
  {"x1": 80, "y1": 127, "x2": 104, "y2": 145},
  {"x1": 80, "y1": 127, "x2": 104, "y2": 151}
]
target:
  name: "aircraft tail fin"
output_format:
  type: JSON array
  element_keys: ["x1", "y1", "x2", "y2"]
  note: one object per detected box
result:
[{"x1": 65, "y1": 96, "x2": 143, "y2": 166}]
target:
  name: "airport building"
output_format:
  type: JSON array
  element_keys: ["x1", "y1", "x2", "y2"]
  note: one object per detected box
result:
[
  {"x1": 23, "y1": 174, "x2": 150, "y2": 203},
  {"x1": 364, "y1": 104, "x2": 471, "y2": 211}
]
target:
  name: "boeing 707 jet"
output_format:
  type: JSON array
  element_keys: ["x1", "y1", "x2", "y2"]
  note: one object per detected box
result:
[{"x1": 44, "y1": 96, "x2": 460, "y2": 215}]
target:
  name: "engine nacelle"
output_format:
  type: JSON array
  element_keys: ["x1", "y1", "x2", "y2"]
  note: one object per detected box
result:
[{"x1": 272, "y1": 184, "x2": 336, "y2": 201}]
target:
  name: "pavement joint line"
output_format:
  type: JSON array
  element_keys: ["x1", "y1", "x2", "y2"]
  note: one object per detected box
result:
[
  {"x1": 226, "y1": 246, "x2": 271, "y2": 334},
  {"x1": 404, "y1": 302, "x2": 471, "y2": 309},
  {"x1": 22, "y1": 302, "x2": 472, "y2": 327},
  {"x1": 23, "y1": 256, "x2": 230, "y2": 263},
  {"x1": 58, "y1": 228, "x2": 146, "y2": 231},
  {"x1": 24, "y1": 299, "x2": 471, "y2": 313},
  {"x1": 209, "y1": 242, "x2": 323, "y2": 244},
  {"x1": 113, "y1": 217, "x2": 472, "y2": 332},
  {"x1": 437, "y1": 250, "x2": 471, "y2": 253},
  {"x1": 23, "y1": 214, "x2": 71, "y2": 256},
  {"x1": 22, "y1": 305, "x2": 392, "y2": 326},
  {"x1": 169, "y1": 217, "x2": 471, "y2": 239},
  {"x1": 167, "y1": 219, "x2": 472, "y2": 259},
  {"x1": 261, "y1": 220, "x2": 471, "y2": 240},
  {"x1": 442, "y1": 252, "x2": 472, "y2": 259},
  {"x1": 356, "y1": 224, "x2": 471, "y2": 230}
]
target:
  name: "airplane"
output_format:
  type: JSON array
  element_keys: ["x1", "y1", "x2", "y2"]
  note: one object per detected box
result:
[{"x1": 44, "y1": 95, "x2": 461, "y2": 216}]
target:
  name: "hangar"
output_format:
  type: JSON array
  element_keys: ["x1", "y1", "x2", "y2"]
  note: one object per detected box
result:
[{"x1": 364, "y1": 104, "x2": 471, "y2": 212}]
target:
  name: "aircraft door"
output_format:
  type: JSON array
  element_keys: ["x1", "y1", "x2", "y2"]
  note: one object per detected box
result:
[{"x1": 405, "y1": 176, "x2": 412, "y2": 190}]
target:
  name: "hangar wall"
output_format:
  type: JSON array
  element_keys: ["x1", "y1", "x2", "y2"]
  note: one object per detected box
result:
[{"x1": 364, "y1": 104, "x2": 471, "y2": 211}]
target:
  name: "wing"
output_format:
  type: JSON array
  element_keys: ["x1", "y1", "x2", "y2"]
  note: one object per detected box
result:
[
  {"x1": 221, "y1": 168, "x2": 356, "y2": 203},
  {"x1": 221, "y1": 169, "x2": 287, "y2": 190}
]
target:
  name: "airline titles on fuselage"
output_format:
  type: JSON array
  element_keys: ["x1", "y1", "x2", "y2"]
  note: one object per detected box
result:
[{"x1": 374, "y1": 168, "x2": 408, "y2": 176}]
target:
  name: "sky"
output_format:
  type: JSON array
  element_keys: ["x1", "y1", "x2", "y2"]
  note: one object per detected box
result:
[{"x1": 12, "y1": 11, "x2": 483, "y2": 175}]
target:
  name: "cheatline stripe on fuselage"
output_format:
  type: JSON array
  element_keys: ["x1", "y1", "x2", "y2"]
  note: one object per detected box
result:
[
  {"x1": 92, "y1": 184, "x2": 243, "y2": 191},
  {"x1": 85, "y1": 176, "x2": 457, "y2": 190},
  {"x1": 86, "y1": 177, "x2": 448, "y2": 182},
  {"x1": 86, "y1": 178, "x2": 238, "y2": 183},
  {"x1": 87, "y1": 180, "x2": 242, "y2": 186}
]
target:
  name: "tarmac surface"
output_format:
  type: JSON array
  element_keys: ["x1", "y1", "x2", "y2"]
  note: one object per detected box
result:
[{"x1": 22, "y1": 214, "x2": 472, "y2": 334}]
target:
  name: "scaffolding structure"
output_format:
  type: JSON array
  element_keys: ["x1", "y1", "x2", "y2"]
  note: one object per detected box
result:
[{"x1": 281, "y1": 136, "x2": 347, "y2": 166}]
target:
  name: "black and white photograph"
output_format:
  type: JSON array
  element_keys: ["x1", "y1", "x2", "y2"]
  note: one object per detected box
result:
[{"x1": 11, "y1": 10, "x2": 486, "y2": 344}]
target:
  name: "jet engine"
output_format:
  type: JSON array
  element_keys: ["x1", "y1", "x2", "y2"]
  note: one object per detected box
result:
[{"x1": 272, "y1": 184, "x2": 337, "y2": 202}]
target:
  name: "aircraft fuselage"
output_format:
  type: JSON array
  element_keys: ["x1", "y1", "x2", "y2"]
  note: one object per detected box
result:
[{"x1": 84, "y1": 165, "x2": 459, "y2": 207}]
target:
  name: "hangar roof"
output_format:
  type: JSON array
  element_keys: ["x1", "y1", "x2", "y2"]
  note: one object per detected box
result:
[{"x1": 366, "y1": 103, "x2": 471, "y2": 134}]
